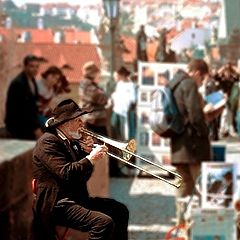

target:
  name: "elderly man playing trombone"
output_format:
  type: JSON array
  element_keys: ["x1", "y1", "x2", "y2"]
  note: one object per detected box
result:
[{"x1": 32, "y1": 99, "x2": 129, "y2": 240}]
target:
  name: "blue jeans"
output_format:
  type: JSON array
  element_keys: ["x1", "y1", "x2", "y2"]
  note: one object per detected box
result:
[
  {"x1": 236, "y1": 111, "x2": 240, "y2": 136},
  {"x1": 128, "y1": 110, "x2": 137, "y2": 139},
  {"x1": 111, "y1": 112, "x2": 126, "y2": 141}
]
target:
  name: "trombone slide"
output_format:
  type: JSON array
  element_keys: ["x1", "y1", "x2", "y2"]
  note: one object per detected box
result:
[{"x1": 81, "y1": 128, "x2": 183, "y2": 188}]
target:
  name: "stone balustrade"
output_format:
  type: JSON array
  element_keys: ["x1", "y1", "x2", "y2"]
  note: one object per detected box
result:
[{"x1": 0, "y1": 139, "x2": 35, "y2": 240}]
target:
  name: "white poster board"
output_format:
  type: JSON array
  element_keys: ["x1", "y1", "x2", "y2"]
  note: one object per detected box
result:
[{"x1": 201, "y1": 162, "x2": 238, "y2": 209}]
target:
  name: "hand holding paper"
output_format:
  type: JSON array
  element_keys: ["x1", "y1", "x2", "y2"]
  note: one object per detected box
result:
[{"x1": 204, "y1": 91, "x2": 227, "y2": 122}]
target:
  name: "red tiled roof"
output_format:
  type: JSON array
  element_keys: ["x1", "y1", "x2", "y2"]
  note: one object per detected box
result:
[
  {"x1": 0, "y1": 27, "x2": 93, "y2": 44},
  {"x1": 0, "y1": 27, "x2": 8, "y2": 37},
  {"x1": 17, "y1": 28, "x2": 53, "y2": 43},
  {"x1": 121, "y1": 35, "x2": 136, "y2": 63},
  {"x1": 8, "y1": 43, "x2": 101, "y2": 83},
  {"x1": 0, "y1": 27, "x2": 53, "y2": 43},
  {"x1": 64, "y1": 29, "x2": 91, "y2": 44}
]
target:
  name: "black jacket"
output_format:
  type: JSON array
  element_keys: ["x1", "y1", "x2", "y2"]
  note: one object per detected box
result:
[
  {"x1": 5, "y1": 71, "x2": 40, "y2": 139},
  {"x1": 32, "y1": 130, "x2": 93, "y2": 239},
  {"x1": 169, "y1": 70, "x2": 211, "y2": 164}
]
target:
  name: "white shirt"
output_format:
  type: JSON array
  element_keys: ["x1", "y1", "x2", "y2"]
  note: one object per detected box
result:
[
  {"x1": 111, "y1": 80, "x2": 136, "y2": 117},
  {"x1": 36, "y1": 79, "x2": 54, "y2": 100}
]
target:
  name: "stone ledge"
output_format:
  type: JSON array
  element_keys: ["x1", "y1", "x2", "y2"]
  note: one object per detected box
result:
[
  {"x1": 0, "y1": 139, "x2": 34, "y2": 240},
  {"x1": 0, "y1": 139, "x2": 109, "y2": 240},
  {"x1": 0, "y1": 139, "x2": 35, "y2": 163}
]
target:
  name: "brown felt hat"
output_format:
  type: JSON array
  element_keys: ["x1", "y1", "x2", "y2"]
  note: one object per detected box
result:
[{"x1": 45, "y1": 99, "x2": 91, "y2": 127}]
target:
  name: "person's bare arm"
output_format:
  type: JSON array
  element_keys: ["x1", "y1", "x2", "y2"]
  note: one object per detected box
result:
[{"x1": 204, "y1": 105, "x2": 225, "y2": 123}]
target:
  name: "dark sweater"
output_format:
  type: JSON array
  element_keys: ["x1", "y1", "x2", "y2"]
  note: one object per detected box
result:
[{"x1": 5, "y1": 71, "x2": 40, "y2": 139}]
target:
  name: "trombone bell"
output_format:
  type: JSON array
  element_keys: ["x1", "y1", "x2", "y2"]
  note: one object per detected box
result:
[{"x1": 122, "y1": 139, "x2": 136, "y2": 161}]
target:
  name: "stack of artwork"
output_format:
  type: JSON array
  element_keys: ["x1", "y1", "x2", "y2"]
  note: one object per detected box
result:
[{"x1": 190, "y1": 163, "x2": 238, "y2": 239}]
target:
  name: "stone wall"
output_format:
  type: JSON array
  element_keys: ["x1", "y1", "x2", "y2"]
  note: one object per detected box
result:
[
  {"x1": 0, "y1": 40, "x2": 17, "y2": 128},
  {"x1": 0, "y1": 138, "x2": 109, "y2": 240},
  {"x1": 0, "y1": 140, "x2": 35, "y2": 240}
]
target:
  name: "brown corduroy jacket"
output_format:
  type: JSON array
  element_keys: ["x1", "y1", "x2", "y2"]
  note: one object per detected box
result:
[{"x1": 32, "y1": 130, "x2": 93, "y2": 240}]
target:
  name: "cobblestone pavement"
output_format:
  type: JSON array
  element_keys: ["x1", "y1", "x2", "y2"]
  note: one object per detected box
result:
[{"x1": 109, "y1": 177, "x2": 177, "y2": 240}]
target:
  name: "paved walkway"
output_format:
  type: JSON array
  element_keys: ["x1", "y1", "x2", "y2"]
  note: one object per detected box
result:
[
  {"x1": 109, "y1": 137, "x2": 240, "y2": 240},
  {"x1": 109, "y1": 177, "x2": 177, "y2": 240}
]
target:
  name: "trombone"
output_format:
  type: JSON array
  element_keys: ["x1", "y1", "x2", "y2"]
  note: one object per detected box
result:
[{"x1": 80, "y1": 128, "x2": 182, "y2": 188}]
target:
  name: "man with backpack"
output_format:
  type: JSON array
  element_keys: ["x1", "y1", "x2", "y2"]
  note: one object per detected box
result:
[
  {"x1": 157, "y1": 59, "x2": 211, "y2": 225},
  {"x1": 169, "y1": 59, "x2": 211, "y2": 198},
  {"x1": 150, "y1": 59, "x2": 211, "y2": 198}
]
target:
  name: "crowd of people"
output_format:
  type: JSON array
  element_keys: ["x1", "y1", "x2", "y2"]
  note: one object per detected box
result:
[
  {"x1": 3, "y1": 52, "x2": 240, "y2": 239},
  {"x1": 5, "y1": 54, "x2": 70, "y2": 140},
  {"x1": 6, "y1": 54, "x2": 239, "y2": 167},
  {"x1": 197, "y1": 62, "x2": 240, "y2": 141}
]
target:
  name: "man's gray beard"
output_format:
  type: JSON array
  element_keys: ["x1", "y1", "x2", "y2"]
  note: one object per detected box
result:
[{"x1": 68, "y1": 130, "x2": 82, "y2": 140}]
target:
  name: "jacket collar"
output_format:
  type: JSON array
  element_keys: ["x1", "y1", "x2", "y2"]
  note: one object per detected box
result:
[
  {"x1": 169, "y1": 69, "x2": 190, "y2": 90},
  {"x1": 56, "y1": 129, "x2": 68, "y2": 141},
  {"x1": 20, "y1": 71, "x2": 39, "y2": 96},
  {"x1": 55, "y1": 129, "x2": 79, "y2": 162}
]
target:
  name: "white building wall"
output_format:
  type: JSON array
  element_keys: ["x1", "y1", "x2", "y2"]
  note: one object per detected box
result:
[{"x1": 171, "y1": 28, "x2": 211, "y2": 54}]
